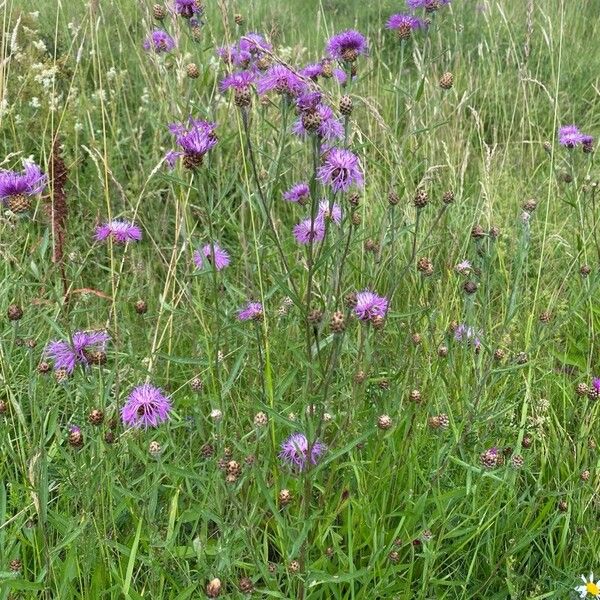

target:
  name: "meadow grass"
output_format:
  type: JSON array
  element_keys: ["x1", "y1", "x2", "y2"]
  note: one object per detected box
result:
[{"x1": 1, "y1": 0, "x2": 600, "y2": 598}]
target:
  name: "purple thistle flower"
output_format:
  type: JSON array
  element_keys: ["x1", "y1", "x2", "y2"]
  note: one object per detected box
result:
[
  {"x1": 193, "y1": 242, "x2": 231, "y2": 271},
  {"x1": 454, "y1": 324, "x2": 482, "y2": 350},
  {"x1": 238, "y1": 301, "x2": 263, "y2": 321},
  {"x1": 45, "y1": 330, "x2": 110, "y2": 373},
  {"x1": 279, "y1": 432, "x2": 327, "y2": 471},
  {"x1": 292, "y1": 104, "x2": 344, "y2": 141},
  {"x1": 454, "y1": 259, "x2": 472, "y2": 275},
  {"x1": 283, "y1": 182, "x2": 310, "y2": 205},
  {"x1": 121, "y1": 383, "x2": 172, "y2": 429},
  {"x1": 582, "y1": 134, "x2": 594, "y2": 152},
  {"x1": 220, "y1": 70, "x2": 255, "y2": 93},
  {"x1": 239, "y1": 33, "x2": 272, "y2": 55},
  {"x1": 296, "y1": 91, "x2": 323, "y2": 112},
  {"x1": 558, "y1": 125, "x2": 585, "y2": 148},
  {"x1": 143, "y1": 30, "x2": 176, "y2": 53},
  {"x1": 386, "y1": 13, "x2": 425, "y2": 32},
  {"x1": 300, "y1": 63, "x2": 323, "y2": 80},
  {"x1": 94, "y1": 220, "x2": 142, "y2": 244},
  {"x1": 333, "y1": 68, "x2": 348, "y2": 85},
  {"x1": 218, "y1": 34, "x2": 271, "y2": 68},
  {"x1": 326, "y1": 30, "x2": 368, "y2": 62},
  {"x1": 0, "y1": 161, "x2": 46, "y2": 205},
  {"x1": 318, "y1": 199, "x2": 342, "y2": 224},
  {"x1": 354, "y1": 290, "x2": 389, "y2": 322},
  {"x1": 317, "y1": 147, "x2": 364, "y2": 192},
  {"x1": 168, "y1": 117, "x2": 217, "y2": 167},
  {"x1": 293, "y1": 217, "x2": 326, "y2": 245},
  {"x1": 591, "y1": 377, "x2": 600, "y2": 395},
  {"x1": 164, "y1": 150, "x2": 181, "y2": 170},
  {"x1": 256, "y1": 65, "x2": 306, "y2": 96},
  {"x1": 173, "y1": 0, "x2": 202, "y2": 18},
  {"x1": 407, "y1": 0, "x2": 450, "y2": 8}
]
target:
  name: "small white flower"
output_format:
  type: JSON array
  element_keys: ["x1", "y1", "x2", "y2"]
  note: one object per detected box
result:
[
  {"x1": 29, "y1": 97, "x2": 41, "y2": 109},
  {"x1": 576, "y1": 573, "x2": 600, "y2": 598},
  {"x1": 210, "y1": 408, "x2": 223, "y2": 422}
]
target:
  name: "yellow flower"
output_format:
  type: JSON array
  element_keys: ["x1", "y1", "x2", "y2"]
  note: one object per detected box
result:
[{"x1": 576, "y1": 574, "x2": 600, "y2": 598}]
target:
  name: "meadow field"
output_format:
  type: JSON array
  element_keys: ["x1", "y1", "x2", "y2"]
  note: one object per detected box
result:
[{"x1": 1, "y1": 0, "x2": 600, "y2": 598}]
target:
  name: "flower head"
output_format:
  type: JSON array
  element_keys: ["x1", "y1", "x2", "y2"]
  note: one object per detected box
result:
[
  {"x1": 45, "y1": 330, "x2": 110, "y2": 373},
  {"x1": 558, "y1": 125, "x2": 585, "y2": 148},
  {"x1": 168, "y1": 117, "x2": 217, "y2": 168},
  {"x1": 318, "y1": 199, "x2": 342, "y2": 224},
  {"x1": 292, "y1": 104, "x2": 344, "y2": 141},
  {"x1": 317, "y1": 147, "x2": 364, "y2": 192},
  {"x1": 143, "y1": 30, "x2": 176, "y2": 53},
  {"x1": 238, "y1": 301, "x2": 263, "y2": 321},
  {"x1": 256, "y1": 65, "x2": 306, "y2": 96},
  {"x1": 0, "y1": 161, "x2": 46, "y2": 205},
  {"x1": 279, "y1": 433, "x2": 327, "y2": 471},
  {"x1": 193, "y1": 242, "x2": 231, "y2": 271},
  {"x1": 454, "y1": 324, "x2": 482, "y2": 349},
  {"x1": 354, "y1": 290, "x2": 389, "y2": 322},
  {"x1": 326, "y1": 30, "x2": 368, "y2": 62},
  {"x1": 173, "y1": 0, "x2": 202, "y2": 17},
  {"x1": 121, "y1": 383, "x2": 172, "y2": 429},
  {"x1": 386, "y1": 13, "x2": 425, "y2": 33},
  {"x1": 220, "y1": 70, "x2": 255, "y2": 92},
  {"x1": 300, "y1": 63, "x2": 323, "y2": 80},
  {"x1": 293, "y1": 217, "x2": 326, "y2": 244},
  {"x1": 576, "y1": 573, "x2": 600, "y2": 598},
  {"x1": 283, "y1": 182, "x2": 310, "y2": 204},
  {"x1": 406, "y1": 0, "x2": 450, "y2": 8},
  {"x1": 592, "y1": 378, "x2": 600, "y2": 395},
  {"x1": 94, "y1": 220, "x2": 142, "y2": 244}
]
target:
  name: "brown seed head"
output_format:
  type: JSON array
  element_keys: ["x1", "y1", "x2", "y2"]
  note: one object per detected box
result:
[
  {"x1": 417, "y1": 257, "x2": 434, "y2": 276},
  {"x1": 206, "y1": 578, "x2": 222, "y2": 598},
  {"x1": 471, "y1": 224, "x2": 485, "y2": 239},
  {"x1": 88, "y1": 409, "x2": 104, "y2": 426},
  {"x1": 186, "y1": 63, "x2": 200, "y2": 79},
  {"x1": 409, "y1": 389, "x2": 422, "y2": 403},
  {"x1": 339, "y1": 95, "x2": 353, "y2": 116},
  {"x1": 7, "y1": 304, "x2": 23, "y2": 321},
  {"x1": 330, "y1": 310, "x2": 346, "y2": 333},
  {"x1": 377, "y1": 414, "x2": 392, "y2": 430},
  {"x1": 439, "y1": 71, "x2": 453, "y2": 89},
  {"x1": 413, "y1": 188, "x2": 429, "y2": 209},
  {"x1": 442, "y1": 190, "x2": 455, "y2": 204},
  {"x1": 463, "y1": 281, "x2": 478, "y2": 294},
  {"x1": 278, "y1": 488, "x2": 292, "y2": 506}
]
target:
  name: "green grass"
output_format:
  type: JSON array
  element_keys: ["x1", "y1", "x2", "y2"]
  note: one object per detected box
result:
[{"x1": 1, "y1": 0, "x2": 600, "y2": 598}]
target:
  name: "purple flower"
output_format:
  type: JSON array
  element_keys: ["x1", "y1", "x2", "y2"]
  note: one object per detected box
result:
[
  {"x1": 454, "y1": 260, "x2": 472, "y2": 274},
  {"x1": 279, "y1": 432, "x2": 327, "y2": 471},
  {"x1": 293, "y1": 217, "x2": 326, "y2": 244},
  {"x1": 454, "y1": 324, "x2": 482, "y2": 349},
  {"x1": 173, "y1": 0, "x2": 202, "y2": 18},
  {"x1": 591, "y1": 378, "x2": 600, "y2": 395},
  {"x1": 300, "y1": 63, "x2": 323, "y2": 80},
  {"x1": 168, "y1": 117, "x2": 217, "y2": 168},
  {"x1": 354, "y1": 290, "x2": 389, "y2": 322},
  {"x1": 333, "y1": 68, "x2": 348, "y2": 85},
  {"x1": 193, "y1": 242, "x2": 231, "y2": 270},
  {"x1": 121, "y1": 383, "x2": 172, "y2": 429},
  {"x1": 317, "y1": 148, "x2": 364, "y2": 192},
  {"x1": 256, "y1": 65, "x2": 306, "y2": 96},
  {"x1": 218, "y1": 33, "x2": 271, "y2": 68},
  {"x1": 143, "y1": 30, "x2": 176, "y2": 53},
  {"x1": 94, "y1": 220, "x2": 142, "y2": 244},
  {"x1": 326, "y1": 30, "x2": 368, "y2": 62},
  {"x1": 407, "y1": 0, "x2": 450, "y2": 8},
  {"x1": 238, "y1": 301, "x2": 263, "y2": 321},
  {"x1": 239, "y1": 33, "x2": 272, "y2": 55},
  {"x1": 582, "y1": 134, "x2": 594, "y2": 153},
  {"x1": 386, "y1": 14, "x2": 425, "y2": 33},
  {"x1": 220, "y1": 70, "x2": 255, "y2": 92},
  {"x1": 45, "y1": 330, "x2": 110, "y2": 373},
  {"x1": 0, "y1": 161, "x2": 46, "y2": 205},
  {"x1": 318, "y1": 200, "x2": 342, "y2": 224},
  {"x1": 283, "y1": 182, "x2": 310, "y2": 205},
  {"x1": 292, "y1": 105, "x2": 344, "y2": 141},
  {"x1": 558, "y1": 125, "x2": 585, "y2": 148}
]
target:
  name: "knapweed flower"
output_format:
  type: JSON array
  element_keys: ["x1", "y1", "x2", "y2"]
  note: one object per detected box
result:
[
  {"x1": 317, "y1": 148, "x2": 364, "y2": 192},
  {"x1": 558, "y1": 125, "x2": 585, "y2": 148},
  {"x1": 238, "y1": 301, "x2": 263, "y2": 321},
  {"x1": 292, "y1": 104, "x2": 344, "y2": 141},
  {"x1": 173, "y1": 0, "x2": 202, "y2": 18},
  {"x1": 167, "y1": 117, "x2": 217, "y2": 169},
  {"x1": 300, "y1": 63, "x2": 324, "y2": 80},
  {"x1": 407, "y1": 0, "x2": 450, "y2": 8},
  {"x1": 582, "y1": 135, "x2": 595, "y2": 153},
  {"x1": 576, "y1": 573, "x2": 600, "y2": 598},
  {"x1": 283, "y1": 182, "x2": 310, "y2": 205},
  {"x1": 0, "y1": 161, "x2": 46, "y2": 213},
  {"x1": 293, "y1": 217, "x2": 326, "y2": 245},
  {"x1": 45, "y1": 330, "x2": 110, "y2": 373},
  {"x1": 326, "y1": 30, "x2": 368, "y2": 62},
  {"x1": 318, "y1": 199, "x2": 342, "y2": 224},
  {"x1": 121, "y1": 383, "x2": 172, "y2": 429},
  {"x1": 454, "y1": 324, "x2": 481, "y2": 350},
  {"x1": 591, "y1": 377, "x2": 600, "y2": 397},
  {"x1": 279, "y1": 432, "x2": 327, "y2": 471},
  {"x1": 143, "y1": 30, "x2": 176, "y2": 53},
  {"x1": 94, "y1": 220, "x2": 142, "y2": 244},
  {"x1": 386, "y1": 14, "x2": 425, "y2": 37},
  {"x1": 256, "y1": 65, "x2": 306, "y2": 96},
  {"x1": 454, "y1": 260, "x2": 472, "y2": 275},
  {"x1": 193, "y1": 242, "x2": 230, "y2": 271},
  {"x1": 354, "y1": 290, "x2": 389, "y2": 322},
  {"x1": 220, "y1": 70, "x2": 255, "y2": 107}
]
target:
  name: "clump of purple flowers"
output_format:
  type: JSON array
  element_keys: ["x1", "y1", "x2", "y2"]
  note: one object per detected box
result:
[
  {"x1": 45, "y1": 331, "x2": 110, "y2": 373},
  {"x1": 218, "y1": 33, "x2": 272, "y2": 68},
  {"x1": 256, "y1": 65, "x2": 306, "y2": 97},
  {"x1": 143, "y1": 30, "x2": 176, "y2": 53},
  {"x1": 167, "y1": 117, "x2": 217, "y2": 169},
  {"x1": 558, "y1": 125, "x2": 594, "y2": 151},
  {"x1": 354, "y1": 290, "x2": 389, "y2": 322},
  {"x1": 454, "y1": 324, "x2": 482, "y2": 351},
  {"x1": 279, "y1": 432, "x2": 327, "y2": 472},
  {"x1": 300, "y1": 62, "x2": 347, "y2": 85},
  {"x1": 193, "y1": 242, "x2": 231, "y2": 271},
  {"x1": 121, "y1": 383, "x2": 172, "y2": 429},
  {"x1": 94, "y1": 220, "x2": 142, "y2": 244},
  {"x1": 326, "y1": 30, "x2": 368, "y2": 63},
  {"x1": 238, "y1": 301, "x2": 263, "y2": 321},
  {"x1": 283, "y1": 182, "x2": 310, "y2": 205},
  {"x1": 0, "y1": 161, "x2": 46, "y2": 206},
  {"x1": 317, "y1": 148, "x2": 364, "y2": 192},
  {"x1": 173, "y1": 0, "x2": 202, "y2": 18}
]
